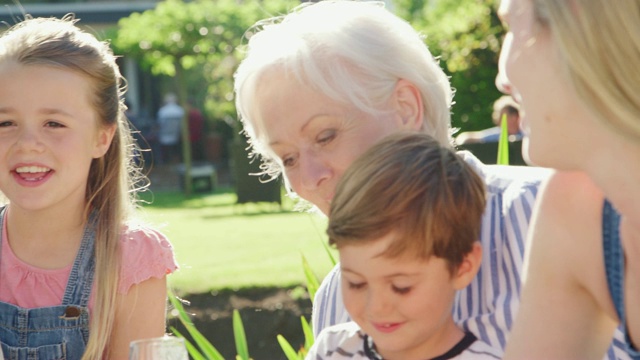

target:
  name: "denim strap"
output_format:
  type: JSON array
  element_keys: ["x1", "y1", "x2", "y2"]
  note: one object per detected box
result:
[{"x1": 61, "y1": 212, "x2": 97, "y2": 307}]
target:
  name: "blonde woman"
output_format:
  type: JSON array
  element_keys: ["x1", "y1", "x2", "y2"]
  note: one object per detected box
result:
[{"x1": 497, "y1": 0, "x2": 640, "y2": 358}]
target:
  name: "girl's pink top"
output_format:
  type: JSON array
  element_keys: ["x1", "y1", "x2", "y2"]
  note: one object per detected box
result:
[{"x1": 0, "y1": 215, "x2": 178, "y2": 310}]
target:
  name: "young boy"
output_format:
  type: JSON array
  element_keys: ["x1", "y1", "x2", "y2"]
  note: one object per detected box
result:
[{"x1": 307, "y1": 132, "x2": 501, "y2": 360}]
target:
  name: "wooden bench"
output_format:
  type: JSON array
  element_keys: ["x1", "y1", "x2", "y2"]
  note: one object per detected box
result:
[{"x1": 176, "y1": 162, "x2": 218, "y2": 193}]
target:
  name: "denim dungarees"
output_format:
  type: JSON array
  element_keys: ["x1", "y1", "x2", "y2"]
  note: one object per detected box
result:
[{"x1": 0, "y1": 207, "x2": 96, "y2": 360}]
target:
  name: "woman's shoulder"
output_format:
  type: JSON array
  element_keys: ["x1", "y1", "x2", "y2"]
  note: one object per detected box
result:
[
  {"x1": 118, "y1": 223, "x2": 178, "y2": 294},
  {"x1": 532, "y1": 171, "x2": 612, "y2": 304},
  {"x1": 534, "y1": 171, "x2": 606, "y2": 246},
  {"x1": 538, "y1": 171, "x2": 604, "y2": 222}
]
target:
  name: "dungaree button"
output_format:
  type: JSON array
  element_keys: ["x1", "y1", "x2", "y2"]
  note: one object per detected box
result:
[{"x1": 63, "y1": 306, "x2": 81, "y2": 318}]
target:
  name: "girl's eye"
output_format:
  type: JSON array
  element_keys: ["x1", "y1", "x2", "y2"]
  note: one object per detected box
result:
[
  {"x1": 348, "y1": 282, "x2": 366, "y2": 290},
  {"x1": 392, "y1": 285, "x2": 411, "y2": 295},
  {"x1": 0, "y1": 120, "x2": 14, "y2": 127},
  {"x1": 316, "y1": 129, "x2": 336, "y2": 145}
]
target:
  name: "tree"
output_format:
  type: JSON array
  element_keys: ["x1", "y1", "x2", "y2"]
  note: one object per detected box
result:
[
  {"x1": 394, "y1": 0, "x2": 505, "y2": 134},
  {"x1": 115, "y1": 0, "x2": 296, "y2": 194}
]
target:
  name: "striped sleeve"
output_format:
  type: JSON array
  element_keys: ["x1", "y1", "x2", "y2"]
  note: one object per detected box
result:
[
  {"x1": 454, "y1": 175, "x2": 540, "y2": 350},
  {"x1": 312, "y1": 264, "x2": 351, "y2": 337}
]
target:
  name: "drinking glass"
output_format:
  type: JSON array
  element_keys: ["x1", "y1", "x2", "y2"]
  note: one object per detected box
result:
[{"x1": 129, "y1": 336, "x2": 188, "y2": 360}]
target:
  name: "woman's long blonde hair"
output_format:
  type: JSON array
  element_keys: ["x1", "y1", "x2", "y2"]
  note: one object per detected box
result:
[
  {"x1": 534, "y1": 0, "x2": 640, "y2": 141},
  {"x1": 0, "y1": 16, "x2": 146, "y2": 359}
]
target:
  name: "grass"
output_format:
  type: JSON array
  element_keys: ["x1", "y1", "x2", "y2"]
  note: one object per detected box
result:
[{"x1": 137, "y1": 187, "x2": 335, "y2": 295}]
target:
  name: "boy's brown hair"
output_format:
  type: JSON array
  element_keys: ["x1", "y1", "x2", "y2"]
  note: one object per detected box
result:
[{"x1": 327, "y1": 132, "x2": 486, "y2": 274}]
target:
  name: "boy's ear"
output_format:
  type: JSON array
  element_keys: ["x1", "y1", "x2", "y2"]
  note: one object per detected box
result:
[
  {"x1": 452, "y1": 242, "x2": 482, "y2": 290},
  {"x1": 392, "y1": 79, "x2": 424, "y2": 131}
]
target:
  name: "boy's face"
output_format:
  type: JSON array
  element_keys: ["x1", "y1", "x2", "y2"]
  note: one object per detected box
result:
[{"x1": 340, "y1": 232, "x2": 470, "y2": 359}]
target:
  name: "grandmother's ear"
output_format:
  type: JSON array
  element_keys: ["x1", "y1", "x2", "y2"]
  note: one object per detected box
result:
[{"x1": 392, "y1": 79, "x2": 424, "y2": 130}]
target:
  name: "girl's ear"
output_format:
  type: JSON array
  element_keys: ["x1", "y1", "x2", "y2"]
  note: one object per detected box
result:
[
  {"x1": 392, "y1": 79, "x2": 424, "y2": 131},
  {"x1": 452, "y1": 242, "x2": 483, "y2": 290},
  {"x1": 93, "y1": 124, "x2": 117, "y2": 159}
]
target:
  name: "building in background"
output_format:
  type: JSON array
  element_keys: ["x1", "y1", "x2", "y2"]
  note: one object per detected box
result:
[{"x1": 0, "y1": 1, "x2": 163, "y2": 122}]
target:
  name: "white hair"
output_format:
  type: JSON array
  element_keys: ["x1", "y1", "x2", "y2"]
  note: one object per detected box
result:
[{"x1": 234, "y1": 0, "x2": 453, "y2": 178}]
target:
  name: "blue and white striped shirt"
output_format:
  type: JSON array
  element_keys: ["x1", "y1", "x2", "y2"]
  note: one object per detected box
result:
[{"x1": 311, "y1": 152, "x2": 631, "y2": 359}]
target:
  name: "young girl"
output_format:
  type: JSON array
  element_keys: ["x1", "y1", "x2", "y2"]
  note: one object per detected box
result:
[{"x1": 0, "y1": 16, "x2": 178, "y2": 359}]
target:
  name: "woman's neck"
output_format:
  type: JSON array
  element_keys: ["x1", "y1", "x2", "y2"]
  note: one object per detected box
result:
[{"x1": 586, "y1": 139, "x2": 640, "y2": 228}]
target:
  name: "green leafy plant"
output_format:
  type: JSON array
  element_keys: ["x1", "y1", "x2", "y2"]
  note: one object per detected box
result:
[
  {"x1": 277, "y1": 334, "x2": 300, "y2": 360},
  {"x1": 168, "y1": 228, "x2": 335, "y2": 360},
  {"x1": 233, "y1": 310, "x2": 251, "y2": 360},
  {"x1": 496, "y1": 113, "x2": 510, "y2": 165},
  {"x1": 320, "y1": 237, "x2": 338, "y2": 268},
  {"x1": 276, "y1": 316, "x2": 314, "y2": 360},
  {"x1": 301, "y1": 254, "x2": 320, "y2": 301},
  {"x1": 169, "y1": 291, "x2": 225, "y2": 360},
  {"x1": 169, "y1": 291, "x2": 252, "y2": 360},
  {"x1": 276, "y1": 247, "x2": 337, "y2": 359}
]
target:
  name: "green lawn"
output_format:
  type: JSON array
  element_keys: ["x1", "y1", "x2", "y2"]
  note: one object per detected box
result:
[{"x1": 137, "y1": 188, "x2": 336, "y2": 294}]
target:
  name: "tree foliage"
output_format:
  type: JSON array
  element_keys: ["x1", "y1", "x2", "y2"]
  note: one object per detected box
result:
[
  {"x1": 394, "y1": 0, "x2": 505, "y2": 133},
  {"x1": 114, "y1": 0, "x2": 503, "y2": 135},
  {"x1": 115, "y1": 0, "x2": 296, "y2": 126},
  {"x1": 115, "y1": 0, "x2": 296, "y2": 195}
]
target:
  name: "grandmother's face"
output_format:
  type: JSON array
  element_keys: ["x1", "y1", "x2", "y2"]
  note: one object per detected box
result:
[{"x1": 248, "y1": 69, "x2": 405, "y2": 215}]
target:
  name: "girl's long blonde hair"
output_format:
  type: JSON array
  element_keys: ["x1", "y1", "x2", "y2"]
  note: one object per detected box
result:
[{"x1": 0, "y1": 16, "x2": 146, "y2": 359}]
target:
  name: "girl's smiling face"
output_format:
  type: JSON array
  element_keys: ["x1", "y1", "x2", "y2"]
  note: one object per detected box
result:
[{"x1": 0, "y1": 62, "x2": 114, "y2": 212}]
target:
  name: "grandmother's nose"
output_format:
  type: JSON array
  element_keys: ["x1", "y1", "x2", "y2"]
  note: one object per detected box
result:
[{"x1": 299, "y1": 151, "x2": 331, "y2": 191}]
